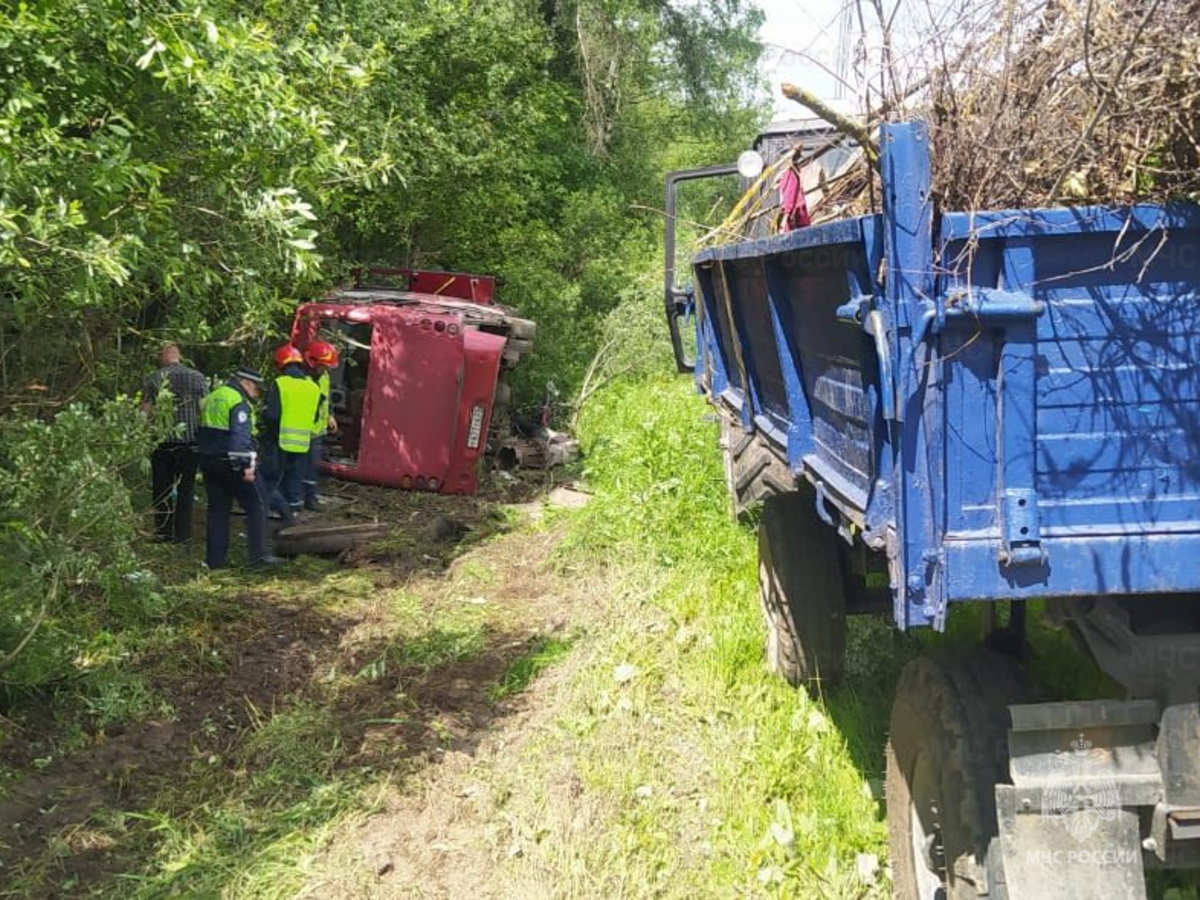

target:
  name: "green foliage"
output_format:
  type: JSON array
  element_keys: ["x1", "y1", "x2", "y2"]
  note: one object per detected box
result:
[
  {"x1": 0, "y1": 0, "x2": 385, "y2": 403},
  {"x1": 0, "y1": 0, "x2": 765, "y2": 717},
  {"x1": 0, "y1": 397, "x2": 161, "y2": 692},
  {"x1": 0, "y1": 0, "x2": 764, "y2": 409},
  {"x1": 567, "y1": 373, "x2": 741, "y2": 566}
]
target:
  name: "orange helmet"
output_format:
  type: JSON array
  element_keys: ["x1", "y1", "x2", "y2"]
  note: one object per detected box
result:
[
  {"x1": 274, "y1": 343, "x2": 303, "y2": 369},
  {"x1": 304, "y1": 340, "x2": 339, "y2": 369}
]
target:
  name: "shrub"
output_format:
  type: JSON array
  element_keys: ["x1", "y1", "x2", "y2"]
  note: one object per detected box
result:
[{"x1": 0, "y1": 398, "x2": 162, "y2": 695}]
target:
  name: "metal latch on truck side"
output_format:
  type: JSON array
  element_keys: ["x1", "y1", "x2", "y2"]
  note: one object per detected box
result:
[
  {"x1": 939, "y1": 287, "x2": 1044, "y2": 327},
  {"x1": 1000, "y1": 488, "x2": 1045, "y2": 566},
  {"x1": 835, "y1": 298, "x2": 896, "y2": 421}
]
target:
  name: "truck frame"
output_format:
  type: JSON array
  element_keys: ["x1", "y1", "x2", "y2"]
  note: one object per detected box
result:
[{"x1": 665, "y1": 122, "x2": 1200, "y2": 898}]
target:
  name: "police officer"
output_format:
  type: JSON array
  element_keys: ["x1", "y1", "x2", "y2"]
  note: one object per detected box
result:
[
  {"x1": 260, "y1": 344, "x2": 321, "y2": 522},
  {"x1": 196, "y1": 367, "x2": 279, "y2": 569},
  {"x1": 301, "y1": 340, "x2": 340, "y2": 511}
]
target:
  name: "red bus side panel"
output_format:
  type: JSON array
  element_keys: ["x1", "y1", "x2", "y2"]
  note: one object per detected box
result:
[
  {"x1": 353, "y1": 314, "x2": 464, "y2": 489},
  {"x1": 444, "y1": 330, "x2": 505, "y2": 494}
]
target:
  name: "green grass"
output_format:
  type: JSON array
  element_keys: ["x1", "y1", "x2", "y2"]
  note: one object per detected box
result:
[
  {"x1": 490, "y1": 635, "x2": 576, "y2": 701},
  {"x1": 487, "y1": 375, "x2": 899, "y2": 898},
  {"x1": 79, "y1": 670, "x2": 169, "y2": 727},
  {"x1": 402, "y1": 624, "x2": 489, "y2": 668},
  {"x1": 0, "y1": 556, "x2": 511, "y2": 899}
]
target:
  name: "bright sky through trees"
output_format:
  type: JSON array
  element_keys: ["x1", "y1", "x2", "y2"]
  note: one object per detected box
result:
[{"x1": 757, "y1": 0, "x2": 852, "y2": 118}]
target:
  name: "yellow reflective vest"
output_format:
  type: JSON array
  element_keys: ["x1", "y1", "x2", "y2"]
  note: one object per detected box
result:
[
  {"x1": 277, "y1": 374, "x2": 321, "y2": 453},
  {"x1": 312, "y1": 371, "x2": 331, "y2": 437}
]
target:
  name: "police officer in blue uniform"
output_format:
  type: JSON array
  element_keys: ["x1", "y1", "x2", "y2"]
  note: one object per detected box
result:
[{"x1": 196, "y1": 367, "x2": 281, "y2": 569}]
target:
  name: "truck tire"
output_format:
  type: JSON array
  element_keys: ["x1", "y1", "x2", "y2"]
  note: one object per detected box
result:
[
  {"x1": 757, "y1": 490, "x2": 846, "y2": 692},
  {"x1": 886, "y1": 650, "x2": 1029, "y2": 900},
  {"x1": 507, "y1": 318, "x2": 537, "y2": 340},
  {"x1": 502, "y1": 337, "x2": 533, "y2": 367},
  {"x1": 721, "y1": 418, "x2": 793, "y2": 522}
]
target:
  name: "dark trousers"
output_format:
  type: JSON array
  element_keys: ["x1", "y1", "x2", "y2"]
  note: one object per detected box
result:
[
  {"x1": 200, "y1": 458, "x2": 268, "y2": 568},
  {"x1": 281, "y1": 450, "x2": 306, "y2": 510},
  {"x1": 259, "y1": 446, "x2": 304, "y2": 523},
  {"x1": 151, "y1": 442, "x2": 197, "y2": 542},
  {"x1": 302, "y1": 435, "x2": 323, "y2": 505}
]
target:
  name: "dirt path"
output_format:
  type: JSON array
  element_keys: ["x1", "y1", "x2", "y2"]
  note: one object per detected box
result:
[
  {"x1": 295, "y1": 495, "x2": 606, "y2": 900},
  {"x1": 292, "y1": 494, "x2": 600, "y2": 900},
  {"x1": 298, "y1": 651, "x2": 579, "y2": 900},
  {"x1": 0, "y1": 485, "x2": 595, "y2": 899}
]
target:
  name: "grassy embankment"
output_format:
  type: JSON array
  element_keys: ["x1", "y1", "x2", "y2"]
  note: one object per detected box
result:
[
  {"x1": 485, "y1": 374, "x2": 906, "y2": 898},
  {"x1": 4, "y1": 373, "x2": 1135, "y2": 899}
]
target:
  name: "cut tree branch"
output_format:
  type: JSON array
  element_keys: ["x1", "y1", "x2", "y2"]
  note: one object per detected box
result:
[{"x1": 780, "y1": 83, "x2": 878, "y2": 163}]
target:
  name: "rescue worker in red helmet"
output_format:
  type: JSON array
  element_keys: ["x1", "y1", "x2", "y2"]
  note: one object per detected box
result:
[
  {"x1": 259, "y1": 343, "x2": 321, "y2": 523},
  {"x1": 301, "y1": 340, "x2": 340, "y2": 511}
]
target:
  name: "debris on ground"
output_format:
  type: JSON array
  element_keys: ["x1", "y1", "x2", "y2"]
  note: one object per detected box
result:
[
  {"x1": 495, "y1": 429, "x2": 581, "y2": 471},
  {"x1": 272, "y1": 521, "x2": 393, "y2": 557},
  {"x1": 711, "y1": 0, "x2": 1200, "y2": 243}
]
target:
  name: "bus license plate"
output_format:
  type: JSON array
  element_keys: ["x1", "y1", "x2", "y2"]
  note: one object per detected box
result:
[{"x1": 467, "y1": 405, "x2": 485, "y2": 449}]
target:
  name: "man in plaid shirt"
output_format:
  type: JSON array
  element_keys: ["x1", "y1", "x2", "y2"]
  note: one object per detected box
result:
[{"x1": 142, "y1": 343, "x2": 209, "y2": 542}]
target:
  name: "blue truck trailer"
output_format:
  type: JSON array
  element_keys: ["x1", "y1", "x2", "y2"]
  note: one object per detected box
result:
[{"x1": 664, "y1": 122, "x2": 1200, "y2": 898}]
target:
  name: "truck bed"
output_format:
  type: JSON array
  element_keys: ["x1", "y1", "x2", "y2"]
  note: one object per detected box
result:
[{"x1": 690, "y1": 123, "x2": 1200, "y2": 628}]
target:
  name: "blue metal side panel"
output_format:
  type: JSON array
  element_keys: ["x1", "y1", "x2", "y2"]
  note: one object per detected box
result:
[
  {"x1": 694, "y1": 260, "x2": 747, "y2": 420},
  {"x1": 769, "y1": 240, "x2": 876, "y2": 507},
  {"x1": 693, "y1": 215, "x2": 882, "y2": 517},
  {"x1": 945, "y1": 533, "x2": 1200, "y2": 601},
  {"x1": 695, "y1": 293, "x2": 727, "y2": 398},
  {"x1": 764, "y1": 257, "x2": 815, "y2": 467},
  {"x1": 942, "y1": 331, "x2": 999, "y2": 535},
  {"x1": 695, "y1": 264, "x2": 737, "y2": 389},
  {"x1": 724, "y1": 257, "x2": 790, "y2": 437},
  {"x1": 717, "y1": 260, "x2": 767, "y2": 428},
  {"x1": 939, "y1": 204, "x2": 1200, "y2": 240},
  {"x1": 694, "y1": 217, "x2": 868, "y2": 264},
  {"x1": 939, "y1": 204, "x2": 1200, "y2": 603}
]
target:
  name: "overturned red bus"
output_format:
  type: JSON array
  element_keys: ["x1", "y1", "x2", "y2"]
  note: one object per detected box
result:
[{"x1": 290, "y1": 268, "x2": 533, "y2": 494}]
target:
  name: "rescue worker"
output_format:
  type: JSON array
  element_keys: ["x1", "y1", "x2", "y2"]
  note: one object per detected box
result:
[
  {"x1": 259, "y1": 344, "x2": 322, "y2": 522},
  {"x1": 302, "y1": 340, "x2": 340, "y2": 511},
  {"x1": 141, "y1": 343, "x2": 208, "y2": 543},
  {"x1": 196, "y1": 367, "x2": 279, "y2": 568}
]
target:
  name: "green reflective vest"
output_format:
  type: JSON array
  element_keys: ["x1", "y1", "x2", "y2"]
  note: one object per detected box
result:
[
  {"x1": 312, "y1": 371, "x2": 331, "y2": 436},
  {"x1": 202, "y1": 384, "x2": 254, "y2": 433},
  {"x1": 277, "y1": 374, "x2": 320, "y2": 453}
]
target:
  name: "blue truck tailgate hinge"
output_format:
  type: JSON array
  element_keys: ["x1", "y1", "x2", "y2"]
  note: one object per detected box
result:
[{"x1": 1000, "y1": 488, "x2": 1045, "y2": 566}]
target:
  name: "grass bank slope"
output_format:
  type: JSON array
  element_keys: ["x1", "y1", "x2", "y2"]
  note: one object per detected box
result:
[{"x1": 487, "y1": 375, "x2": 905, "y2": 898}]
